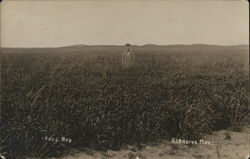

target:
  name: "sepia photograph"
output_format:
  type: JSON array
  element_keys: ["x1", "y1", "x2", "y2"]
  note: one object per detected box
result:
[{"x1": 0, "y1": 0, "x2": 249, "y2": 159}]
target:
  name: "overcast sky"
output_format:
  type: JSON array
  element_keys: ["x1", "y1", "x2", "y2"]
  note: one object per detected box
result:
[{"x1": 1, "y1": 0, "x2": 249, "y2": 48}]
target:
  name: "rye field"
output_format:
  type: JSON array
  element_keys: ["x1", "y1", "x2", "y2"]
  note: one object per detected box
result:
[{"x1": 1, "y1": 45, "x2": 249, "y2": 158}]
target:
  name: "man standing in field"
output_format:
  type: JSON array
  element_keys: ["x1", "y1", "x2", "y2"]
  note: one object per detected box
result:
[{"x1": 122, "y1": 43, "x2": 135, "y2": 68}]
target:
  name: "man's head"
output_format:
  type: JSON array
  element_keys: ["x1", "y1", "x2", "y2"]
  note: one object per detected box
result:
[
  {"x1": 125, "y1": 43, "x2": 130, "y2": 52},
  {"x1": 125, "y1": 43, "x2": 131, "y2": 47}
]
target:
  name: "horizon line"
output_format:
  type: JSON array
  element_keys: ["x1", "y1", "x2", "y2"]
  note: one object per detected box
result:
[{"x1": 1, "y1": 43, "x2": 249, "y2": 49}]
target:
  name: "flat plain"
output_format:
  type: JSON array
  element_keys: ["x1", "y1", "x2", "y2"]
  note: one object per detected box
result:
[{"x1": 1, "y1": 45, "x2": 249, "y2": 158}]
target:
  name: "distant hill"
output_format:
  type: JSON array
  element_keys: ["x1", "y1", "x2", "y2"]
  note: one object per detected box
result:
[
  {"x1": 61, "y1": 44, "x2": 90, "y2": 48},
  {"x1": 142, "y1": 44, "x2": 249, "y2": 49},
  {"x1": 1, "y1": 44, "x2": 248, "y2": 54}
]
